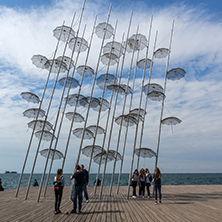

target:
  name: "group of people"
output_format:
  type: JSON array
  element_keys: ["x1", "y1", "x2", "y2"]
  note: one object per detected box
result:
[
  {"x1": 53, "y1": 164, "x2": 89, "y2": 215},
  {"x1": 131, "y1": 167, "x2": 162, "y2": 204}
]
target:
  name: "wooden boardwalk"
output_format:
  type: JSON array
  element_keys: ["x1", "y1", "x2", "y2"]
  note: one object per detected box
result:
[{"x1": 0, "y1": 185, "x2": 222, "y2": 222}]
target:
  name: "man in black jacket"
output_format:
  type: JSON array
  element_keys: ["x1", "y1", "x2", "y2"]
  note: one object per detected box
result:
[{"x1": 80, "y1": 164, "x2": 89, "y2": 203}]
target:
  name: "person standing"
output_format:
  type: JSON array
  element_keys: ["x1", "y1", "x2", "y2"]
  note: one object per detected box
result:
[
  {"x1": 153, "y1": 167, "x2": 162, "y2": 204},
  {"x1": 0, "y1": 178, "x2": 4, "y2": 191},
  {"x1": 145, "y1": 168, "x2": 152, "y2": 198},
  {"x1": 33, "y1": 179, "x2": 39, "y2": 186},
  {"x1": 53, "y1": 169, "x2": 65, "y2": 214},
  {"x1": 139, "y1": 168, "x2": 145, "y2": 198},
  {"x1": 80, "y1": 164, "x2": 89, "y2": 203},
  {"x1": 70, "y1": 165, "x2": 84, "y2": 213},
  {"x1": 131, "y1": 169, "x2": 139, "y2": 198}
]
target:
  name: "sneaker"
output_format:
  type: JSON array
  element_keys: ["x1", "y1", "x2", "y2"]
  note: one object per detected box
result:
[
  {"x1": 70, "y1": 209, "x2": 76, "y2": 214},
  {"x1": 155, "y1": 201, "x2": 157, "y2": 205},
  {"x1": 132, "y1": 195, "x2": 136, "y2": 198},
  {"x1": 86, "y1": 200, "x2": 89, "y2": 203},
  {"x1": 159, "y1": 200, "x2": 162, "y2": 204}
]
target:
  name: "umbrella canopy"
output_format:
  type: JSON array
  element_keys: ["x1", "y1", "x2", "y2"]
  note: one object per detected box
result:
[
  {"x1": 101, "y1": 53, "x2": 118, "y2": 66},
  {"x1": 108, "y1": 150, "x2": 122, "y2": 161},
  {"x1": 147, "y1": 91, "x2": 165, "y2": 101},
  {"x1": 23, "y1": 108, "x2": 45, "y2": 118},
  {"x1": 56, "y1": 56, "x2": 75, "y2": 69},
  {"x1": 93, "y1": 151, "x2": 116, "y2": 164},
  {"x1": 135, "y1": 148, "x2": 156, "y2": 158},
  {"x1": 119, "y1": 84, "x2": 133, "y2": 94},
  {"x1": 106, "y1": 84, "x2": 126, "y2": 95},
  {"x1": 167, "y1": 68, "x2": 186, "y2": 81},
  {"x1": 92, "y1": 98, "x2": 109, "y2": 112},
  {"x1": 66, "y1": 94, "x2": 87, "y2": 107},
  {"x1": 53, "y1": 25, "x2": 75, "y2": 42},
  {"x1": 95, "y1": 22, "x2": 114, "y2": 39},
  {"x1": 69, "y1": 37, "x2": 88, "y2": 52},
  {"x1": 137, "y1": 58, "x2": 152, "y2": 69},
  {"x1": 154, "y1": 48, "x2": 169, "y2": 59},
  {"x1": 126, "y1": 33, "x2": 147, "y2": 53},
  {"x1": 58, "y1": 77, "x2": 79, "y2": 88},
  {"x1": 44, "y1": 59, "x2": 67, "y2": 73},
  {"x1": 143, "y1": 83, "x2": 164, "y2": 95},
  {"x1": 86, "y1": 125, "x2": 105, "y2": 135},
  {"x1": 31, "y1": 55, "x2": 48, "y2": 69},
  {"x1": 103, "y1": 41, "x2": 123, "y2": 57},
  {"x1": 35, "y1": 130, "x2": 56, "y2": 141},
  {"x1": 87, "y1": 97, "x2": 100, "y2": 109},
  {"x1": 72, "y1": 128, "x2": 94, "y2": 139},
  {"x1": 82, "y1": 145, "x2": 104, "y2": 158},
  {"x1": 65, "y1": 112, "x2": 84, "y2": 123},
  {"x1": 115, "y1": 114, "x2": 138, "y2": 127},
  {"x1": 130, "y1": 108, "x2": 147, "y2": 118},
  {"x1": 27, "y1": 120, "x2": 53, "y2": 131},
  {"x1": 76, "y1": 65, "x2": 94, "y2": 77},
  {"x1": 40, "y1": 148, "x2": 63, "y2": 160},
  {"x1": 21, "y1": 92, "x2": 40, "y2": 104},
  {"x1": 161, "y1": 117, "x2": 182, "y2": 125},
  {"x1": 96, "y1": 73, "x2": 117, "y2": 89}
]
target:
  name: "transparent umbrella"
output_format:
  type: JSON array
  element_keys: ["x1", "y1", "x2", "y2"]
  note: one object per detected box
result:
[
  {"x1": 137, "y1": 58, "x2": 152, "y2": 70},
  {"x1": 69, "y1": 37, "x2": 88, "y2": 52},
  {"x1": 56, "y1": 56, "x2": 75, "y2": 69},
  {"x1": 103, "y1": 41, "x2": 123, "y2": 57},
  {"x1": 161, "y1": 116, "x2": 182, "y2": 133},
  {"x1": 21, "y1": 92, "x2": 40, "y2": 104},
  {"x1": 58, "y1": 77, "x2": 79, "y2": 88},
  {"x1": 167, "y1": 68, "x2": 186, "y2": 81},
  {"x1": 65, "y1": 112, "x2": 84, "y2": 123},
  {"x1": 86, "y1": 125, "x2": 105, "y2": 135},
  {"x1": 40, "y1": 148, "x2": 63, "y2": 160},
  {"x1": 23, "y1": 108, "x2": 45, "y2": 118},
  {"x1": 126, "y1": 33, "x2": 147, "y2": 53},
  {"x1": 108, "y1": 150, "x2": 122, "y2": 161},
  {"x1": 106, "y1": 84, "x2": 126, "y2": 95},
  {"x1": 53, "y1": 25, "x2": 75, "y2": 42},
  {"x1": 93, "y1": 151, "x2": 116, "y2": 164},
  {"x1": 95, "y1": 22, "x2": 114, "y2": 39},
  {"x1": 76, "y1": 65, "x2": 94, "y2": 77},
  {"x1": 101, "y1": 53, "x2": 118, "y2": 66},
  {"x1": 154, "y1": 48, "x2": 169, "y2": 59},
  {"x1": 44, "y1": 59, "x2": 67, "y2": 73},
  {"x1": 147, "y1": 91, "x2": 165, "y2": 101},
  {"x1": 119, "y1": 84, "x2": 133, "y2": 94},
  {"x1": 130, "y1": 108, "x2": 147, "y2": 118},
  {"x1": 143, "y1": 83, "x2": 164, "y2": 95},
  {"x1": 82, "y1": 145, "x2": 104, "y2": 158},
  {"x1": 35, "y1": 130, "x2": 56, "y2": 141},
  {"x1": 135, "y1": 148, "x2": 156, "y2": 158},
  {"x1": 66, "y1": 94, "x2": 87, "y2": 107},
  {"x1": 96, "y1": 73, "x2": 117, "y2": 89},
  {"x1": 72, "y1": 128, "x2": 94, "y2": 139},
  {"x1": 31, "y1": 55, "x2": 48, "y2": 69},
  {"x1": 92, "y1": 98, "x2": 109, "y2": 112},
  {"x1": 27, "y1": 120, "x2": 53, "y2": 131},
  {"x1": 87, "y1": 97, "x2": 100, "y2": 109},
  {"x1": 115, "y1": 114, "x2": 138, "y2": 127}
]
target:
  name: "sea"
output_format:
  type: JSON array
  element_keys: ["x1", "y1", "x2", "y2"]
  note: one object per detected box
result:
[{"x1": 1, "y1": 173, "x2": 222, "y2": 191}]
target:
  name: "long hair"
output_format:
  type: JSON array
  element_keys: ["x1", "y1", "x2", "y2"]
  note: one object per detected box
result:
[
  {"x1": 56, "y1": 169, "x2": 63, "y2": 182},
  {"x1": 153, "y1": 167, "x2": 161, "y2": 179}
]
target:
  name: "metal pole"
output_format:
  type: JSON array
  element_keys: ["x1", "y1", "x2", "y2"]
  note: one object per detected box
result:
[{"x1": 155, "y1": 20, "x2": 175, "y2": 168}]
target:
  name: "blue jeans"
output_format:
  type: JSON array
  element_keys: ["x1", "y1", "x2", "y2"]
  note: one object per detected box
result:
[
  {"x1": 72, "y1": 186, "x2": 83, "y2": 211},
  {"x1": 154, "y1": 184, "x2": 161, "y2": 201},
  {"x1": 83, "y1": 184, "x2": 88, "y2": 200}
]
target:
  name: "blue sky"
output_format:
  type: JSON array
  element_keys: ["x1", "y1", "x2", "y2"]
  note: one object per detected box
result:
[{"x1": 0, "y1": 0, "x2": 222, "y2": 174}]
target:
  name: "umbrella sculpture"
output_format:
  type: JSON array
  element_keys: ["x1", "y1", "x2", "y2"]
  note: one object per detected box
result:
[
  {"x1": 23, "y1": 108, "x2": 45, "y2": 118},
  {"x1": 95, "y1": 22, "x2": 114, "y2": 39},
  {"x1": 103, "y1": 41, "x2": 123, "y2": 57},
  {"x1": 137, "y1": 58, "x2": 152, "y2": 70},
  {"x1": 93, "y1": 150, "x2": 118, "y2": 164},
  {"x1": 167, "y1": 68, "x2": 186, "y2": 81},
  {"x1": 92, "y1": 98, "x2": 109, "y2": 112},
  {"x1": 119, "y1": 84, "x2": 133, "y2": 94},
  {"x1": 101, "y1": 53, "x2": 118, "y2": 66},
  {"x1": 76, "y1": 65, "x2": 94, "y2": 77},
  {"x1": 96, "y1": 73, "x2": 117, "y2": 89},
  {"x1": 21, "y1": 92, "x2": 40, "y2": 104},
  {"x1": 58, "y1": 77, "x2": 79, "y2": 88},
  {"x1": 106, "y1": 84, "x2": 126, "y2": 94},
  {"x1": 115, "y1": 114, "x2": 138, "y2": 127},
  {"x1": 153, "y1": 48, "x2": 169, "y2": 59},
  {"x1": 126, "y1": 33, "x2": 147, "y2": 53},
  {"x1": 86, "y1": 125, "x2": 105, "y2": 135},
  {"x1": 135, "y1": 148, "x2": 156, "y2": 158},
  {"x1": 142, "y1": 83, "x2": 164, "y2": 94},
  {"x1": 53, "y1": 25, "x2": 75, "y2": 42},
  {"x1": 40, "y1": 148, "x2": 63, "y2": 160},
  {"x1": 72, "y1": 128, "x2": 94, "y2": 139},
  {"x1": 27, "y1": 120, "x2": 53, "y2": 131},
  {"x1": 147, "y1": 91, "x2": 165, "y2": 101},
  {"x1": 65, "y1": 112, "x2": 84, "y2": 123},
  {"x1": 35, "y1": 130, "x2": 56, "y2": 141},
  {"x1": 87, "y1": 97, "x2": 100, "y2": 109},
  {"x1": 161, "y1": 116, "x2": 182, "y2": 133},
  {"x1": 66, "y1": 94, "x2": 87, "y2": 107},
  {"x1": 68, "y1": 37, "x2": 88, "y2": 52},
  {"x1": 82, "y1": 145, "x2": 105, "y2": 158},
  {"x1": 31, "y1": 55, "x2": 48, "y2": 69},
  {"x1": 44, "y1": 59, "x2": 67, "y2": 73},
  {"x1": 56, "y1": 56, "x2": 75, "y2": 69}
]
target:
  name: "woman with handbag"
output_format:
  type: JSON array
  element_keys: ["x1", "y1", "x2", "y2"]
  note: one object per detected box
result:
[
  {"x1": 53, "y1": 169, "x2": 65, "y2": 214},
  {"x1": 131, "y1": 169, "x2": 139, "y2": 198}
]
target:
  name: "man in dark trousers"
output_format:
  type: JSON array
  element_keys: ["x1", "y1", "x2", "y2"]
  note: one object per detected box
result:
[
  {"x1": 80, "y1": 164, "x2": 89, "y2": 203},
  {"x1": 70, "y1": 165, "x2": 84, "y2": 213}
]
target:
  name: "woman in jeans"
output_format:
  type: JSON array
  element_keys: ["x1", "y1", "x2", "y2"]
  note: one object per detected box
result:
[
  {"x1": 131, "y1": 169, "x2": 139, "y2": 198},
  {"x1": 138, "y1": 168, "x2": 145, "y2": 198},
  {"x1": 153, "y1": 167, "x2": 162, "y2": 204}
]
